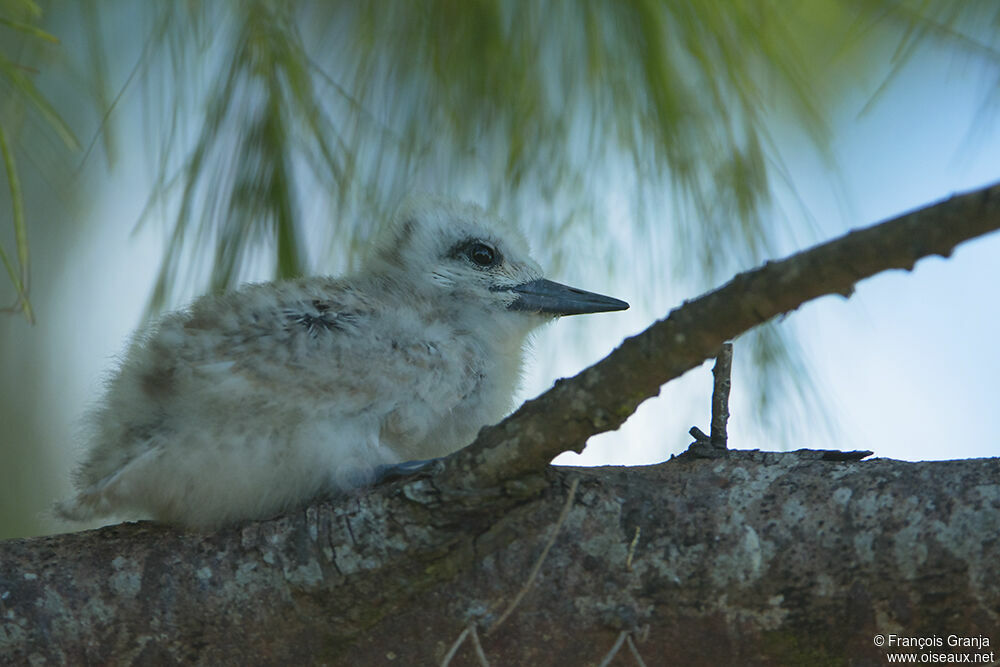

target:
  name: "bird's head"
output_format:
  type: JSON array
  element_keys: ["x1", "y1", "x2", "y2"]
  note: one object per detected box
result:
[{"x1": 370, "y1": 198, "x2": 628, "y2": 320}]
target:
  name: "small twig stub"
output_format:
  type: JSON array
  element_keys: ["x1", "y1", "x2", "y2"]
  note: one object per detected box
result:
[
  {"x1": 684, "y1": 342, "x2": 734, "y2": 458},
  {"x1": 710, "y1": 342, "x2": 733, "y2": 449}
]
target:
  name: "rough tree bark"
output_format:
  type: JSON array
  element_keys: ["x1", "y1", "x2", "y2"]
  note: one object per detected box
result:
[{"x1": 2, "y1": 183, "x2": 999, "y2": 666}]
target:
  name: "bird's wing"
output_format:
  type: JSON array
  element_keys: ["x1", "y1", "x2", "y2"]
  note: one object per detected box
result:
[{"x1": 164, "y1": 280, "x2": 475, "y2": 428}]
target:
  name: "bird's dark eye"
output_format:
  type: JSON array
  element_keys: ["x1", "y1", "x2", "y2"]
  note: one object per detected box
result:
[{"x1": 467, "y1": 243, "x2": 497, "y2": 268}]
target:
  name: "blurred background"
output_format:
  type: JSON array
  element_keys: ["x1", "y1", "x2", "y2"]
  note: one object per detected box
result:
[{"x1": 1, "y1": 1, "x2": 998, "y2": 538}]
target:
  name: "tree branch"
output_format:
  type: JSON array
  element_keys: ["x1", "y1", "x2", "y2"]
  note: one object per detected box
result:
[
  {"x1": 3, "y1": 454, "x2": 998, "y2": 664},
  {"x1": 440, "y1": 181, "x2": 1000, "y2": 490}
]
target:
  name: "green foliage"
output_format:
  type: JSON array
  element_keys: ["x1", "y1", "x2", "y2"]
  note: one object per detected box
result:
[
  {"x1": 117, "y1": 1, "x2": 995, "y2": 295},
  {"x1": 0, "y1": 126, "x2": 31, "y2": 322},
  {"x1": 136, "y1": 0, "x2": 832, "y2": 307},
  {"x1": 0, "y1": 0, "x2": 80, "y2": 323}
]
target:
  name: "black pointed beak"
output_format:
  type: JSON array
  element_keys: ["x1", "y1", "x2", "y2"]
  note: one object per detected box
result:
[{"x1": 507, "y1": 279, "x2": 629, "y2": 316}]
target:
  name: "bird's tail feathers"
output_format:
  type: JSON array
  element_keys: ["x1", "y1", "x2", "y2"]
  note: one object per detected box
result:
[{"x1": 52, "y1": 490, "x2": 111, "y2": 523}]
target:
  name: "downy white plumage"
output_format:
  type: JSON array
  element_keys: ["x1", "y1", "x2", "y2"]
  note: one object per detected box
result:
[{"x1": 56, "y1": 199, "x2": 628, "y2": 528}]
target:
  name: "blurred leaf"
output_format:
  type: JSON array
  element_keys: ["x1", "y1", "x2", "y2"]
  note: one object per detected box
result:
[
  {"x1": 1, "y1": 0, "x2": 41, "y2": 19},
  {"x1": 0, "y1": 14, "x2": 58, "y2": 42},
  {"x1": 79, "y1": 0, "x2": 116, "y2": 166},
  {"x1": 0, "y1": 125, "x2": 33, "y2": 323},
  {"x1": 0, "y1": 53, "x2": 80, "y2": 151},
  {"x1": 145, "y1": 1, "x2": 331, "y2": 311},
  {"x1": 0, "y1": 0, "x2": 74, "y2": 323}
]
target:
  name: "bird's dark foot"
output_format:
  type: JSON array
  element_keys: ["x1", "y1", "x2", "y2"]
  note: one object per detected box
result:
[{"x1": 373, "y1": 458, "x2": 438, "y2": 484}]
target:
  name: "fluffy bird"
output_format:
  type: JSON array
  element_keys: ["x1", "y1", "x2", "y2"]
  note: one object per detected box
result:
[{"x1": 56, "y1": 199, "x2": 628, "y2": 529}]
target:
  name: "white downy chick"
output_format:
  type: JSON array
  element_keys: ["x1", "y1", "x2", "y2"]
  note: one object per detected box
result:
[{"x1": 56, "y1": 199, "x2": 628, "y2": 529}]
